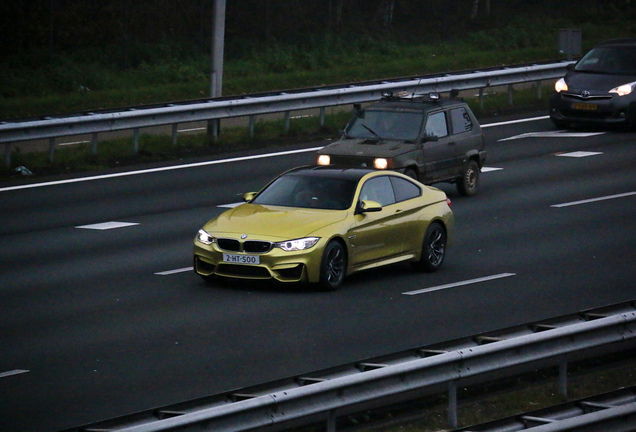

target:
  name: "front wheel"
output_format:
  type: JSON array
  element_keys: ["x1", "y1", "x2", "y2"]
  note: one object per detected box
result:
[
  {"x1": 318, "y1": 241, "x2": 347, "y2": 290},
  {"x1": 412, "y1": 222, "x2": 446, "y2": 272},
  {"x1": 457, "y1": 160, "x2": 480, "y2": 196}
]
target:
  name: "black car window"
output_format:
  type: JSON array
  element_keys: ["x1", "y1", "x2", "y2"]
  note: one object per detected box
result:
[
  {"x1": 449, "y1": 107, "x2": 473, "y2": 134},
  {"x1": 347, "y1": 110, "x2": 423, "y2": 141},
  {"x1": 424, "y1": 111, "x2": 448, "y2": 138},
  {"x1": 359, "y1": 176, "x2": 396, "y2": 206},
  {"x1": 253, "y1": 175, "x2": 356, "y2": 210},
  {"x1": 390, "y1": 176, "x2": 422, "y2": 202},
  {"x1": 576, "y1": 46, "x2": 636, "y2": 75}
]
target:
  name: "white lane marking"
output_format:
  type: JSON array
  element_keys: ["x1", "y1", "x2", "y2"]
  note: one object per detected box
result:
[
  {"x1": 155, "y1": 267, "x2": 193, "y2": 275},
  {"x1": 0, "y1": 147, "x2": 324, "y2": 192},
  {"x1": 403, "y1": 273, "x2": 516, "y2": 296},
  {"x1": 482, "y1": 115, "x2": 549, "y2": 128},
  {"x1": 0, "y1": 369, "x2": 29, "y2": 378},
  {"x1": 76, "y1": 221, "x2": 139, "y2": 230},
  {"x1": 556, "y1": 151, "x2": 603, "y2": 158},
  {"x1": 482, "y1": 167, "x2": 503, "y2": 172},
  {"x1": 551, "y1": 191, "x2": 636, "y2": 208},
  {"x1": 219, "y1": 202, "x2": 243, "y2": 208},
  {"x1": 498, "y1": 131, "x2": 605, "y2": 141}
]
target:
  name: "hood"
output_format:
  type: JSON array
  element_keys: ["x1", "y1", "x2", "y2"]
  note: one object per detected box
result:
[
  {"x1": 203, "y1": 203, "x2": 348, "y2": 240},
  {"x1": 321, "y1": 137, "x2": 417, "y2": 158},
  {"x1": 565, "y1": 71, "x2": 636, "y2": 93}
]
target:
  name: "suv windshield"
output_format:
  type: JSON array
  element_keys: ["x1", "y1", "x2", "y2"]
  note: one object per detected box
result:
[
  {"x1": 346, "y1": 110, "x2": 423, "y2": 141},
  {"x1": 575, "y1": 46, "x2": 636, "y2": 75}
]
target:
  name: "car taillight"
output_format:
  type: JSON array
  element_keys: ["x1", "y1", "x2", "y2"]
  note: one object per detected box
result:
[{"x1": 446, "y1": 198, "x2": 452, "y2": 208}]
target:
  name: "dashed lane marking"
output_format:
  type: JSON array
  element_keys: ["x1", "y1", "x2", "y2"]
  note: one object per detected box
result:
[
  {"x1": 76, "y1": 221, "x2": 139, "y2": 230},
  {"x1": 551, "y1": 191, "x2": 636, "y2": 208},
  {"x1": 0, "y1": 369, "x2": 29, "y2": 379},
  {"x1": 402, "y1": 273, "x2": 517, "y2": 296},
  {"x1": 556, "y1": 151, "x2": 603, "y2": 158},
  {"x1": 155, "y1": 267, "x2": 193, "y2": 276}
]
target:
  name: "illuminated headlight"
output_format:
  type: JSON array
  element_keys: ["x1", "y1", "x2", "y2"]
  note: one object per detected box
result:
[
  {"x1": 610, "y1": 82, "x2": 635, "y2": 96},
  {"x1": 554, "y1": 78, "x2": 568, "y2": 93},
  {"x1": 317, "y1": 155, "x2": 331, "y2": 166},
  {"x1": 275, "y1": 237, "x2": 320, "y2": 251},
  {"x1": 374, "y1": 158, "x2": 389, "y2": 170},
  {"x1": 197, "y1": 229, "x2": 216, "y2": 245}
]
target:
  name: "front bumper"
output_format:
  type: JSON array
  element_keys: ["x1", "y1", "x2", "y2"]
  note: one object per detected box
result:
[
  {"x1": 549, "y1": 92, "x2": 636, "y2": 126},
  {"x1": 193, "y1": 240, "x2": 326, "y2": 284}
]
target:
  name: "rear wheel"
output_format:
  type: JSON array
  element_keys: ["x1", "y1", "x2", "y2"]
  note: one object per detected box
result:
[
  {"x1": 457, "y1": 160, "x2": 480, "y2": 196},
  {"x1": 412, "y1": 222, "x2": 446, "y2": 272},
  {"x1": 319, "y1": 241, "x2": 347, "y2": 290}
]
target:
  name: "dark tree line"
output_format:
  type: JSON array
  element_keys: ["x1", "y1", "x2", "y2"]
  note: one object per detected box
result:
[{"x1": 0, "y1": 0, "x2": 631, "y2": 62}]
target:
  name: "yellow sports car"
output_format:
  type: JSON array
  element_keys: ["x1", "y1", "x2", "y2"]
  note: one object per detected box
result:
[{"x1": 194, "y1": 166, "x2": 454, "y2": 290}]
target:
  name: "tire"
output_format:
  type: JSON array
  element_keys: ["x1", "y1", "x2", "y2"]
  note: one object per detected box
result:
[
  {"x1": 404, "y1": 168, "x2": 418, "y2": 181},
  {"x1": 457, "y1": 160, "x2": 480, "y2": 196},
  {"x1": 412, "y1": 222, "x2": 446, "y2": 272},
  {"x1": 319, "y1": 240, "x2": 347, "y2": 290}
]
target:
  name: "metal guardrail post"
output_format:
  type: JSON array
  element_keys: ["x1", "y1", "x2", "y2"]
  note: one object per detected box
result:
[
  {"x1": 284, "y1": 111, "x2": 291, "y2": 133},
  {"x1": 171, "y1": 124, "x2": 178, "y2": 146},
  {"x1": 449, "y1": 380, "x2": 458, "y2": 428},
  {"x1": 319, "y1": 107, "x2": 326, "y2": 127},
  {"x1": 91, "y1": 132, "x2": 98, "y2": 155},
  {"x1": 133, "y1": 128, "x2": 140, "y2": 153},
  {"x1": 4, "y1": 143, "x2": 10, "y2": 167},
  {"x1": 48, "y1": 137, "x2": 55, "y2": 162},
  {"x1": 249, "y1": 115, "x2": 256, "y2": 138}
]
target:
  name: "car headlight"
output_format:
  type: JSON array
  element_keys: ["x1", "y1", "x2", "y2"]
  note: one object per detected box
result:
[
  {"x1": 610, "y1": 82, "x2": 635, "y2": 96},
  {"x1": 275, "y1": 237, "x2": 320, "y2": 251},
  {"x1": 374, "y1": 158, "x2": 389, "y2": 170},
  {"x1": 317, "y1": 155, "x2": 331, "y2": 166},
  {"x1": 554, "y1": 78, "x2": 568, "y2": 93},
  {"x1": 197, "y1": 229, "x2": 216, "y2": 245}
]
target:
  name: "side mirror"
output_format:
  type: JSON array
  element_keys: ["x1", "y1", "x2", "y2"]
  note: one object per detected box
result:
[
  {"x1": 355, "y1": 200, "x2": 383, "y2": 215},
  {"x1": 243, "y1": 192, "x2": 258, "y2": 202},
  {"x1": 422, "y1": 134, "x2": 439, "y2": 142}
]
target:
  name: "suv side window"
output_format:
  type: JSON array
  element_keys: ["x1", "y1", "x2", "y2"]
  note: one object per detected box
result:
[
  {"x1": 360, "y1": 176, "x2": 396, "y2": 206},
  {"x1": 390, "y1": 176, "x2": 422, "y2": 202},
  {"x1": 450, "y1": 107, "x2": 473, "y2": 134},
  {"x1": 424, "y1": 111, "x2": 448, "y2": 138}
]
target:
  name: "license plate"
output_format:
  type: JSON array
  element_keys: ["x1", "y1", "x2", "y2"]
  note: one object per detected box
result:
[
  {"x1": 223, "y1": 253, "x2": 260, "y2": 265},
  {"x1": 571, "y1": 102, "x2": 598, "y2": 111}
]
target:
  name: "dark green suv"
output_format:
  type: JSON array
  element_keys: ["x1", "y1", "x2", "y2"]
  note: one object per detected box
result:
[{"x1": 316, "y1": 93, "x2": 487, "y2": 196}]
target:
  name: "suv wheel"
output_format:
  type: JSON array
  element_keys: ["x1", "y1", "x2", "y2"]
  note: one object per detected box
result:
[{"x1": 457, "y1": 160, "x2": 480, "y2": 196}]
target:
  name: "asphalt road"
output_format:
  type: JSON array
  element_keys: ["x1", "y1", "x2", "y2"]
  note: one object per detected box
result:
[{"x1": 0, "y1": 116, "x2": 635, "y2": 432}]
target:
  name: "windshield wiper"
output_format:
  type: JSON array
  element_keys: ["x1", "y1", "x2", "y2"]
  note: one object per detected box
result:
[{"x1": 361, "y1": 124, "x2": 382, "y2": 141}]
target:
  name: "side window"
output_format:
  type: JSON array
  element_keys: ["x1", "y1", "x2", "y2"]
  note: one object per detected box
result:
[
  {"x1": 359, "y1": 176, "x2": 396, "y2": 206},
  {"x1": 424, "y1": 111, "x2": 448, "y2": 138},
  {"x1": 450, "y1": 107, "x2": 473, "y2": 134},
  {"x1": 390, "y1": 176, "x2": 422, "y2": 202}
]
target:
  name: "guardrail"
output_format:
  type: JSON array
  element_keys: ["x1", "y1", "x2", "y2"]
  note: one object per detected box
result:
[
  {"x1": 62, "y1": 300, "x2": 636, "y2": 432},
  {"x1": 455, "y1": 386, "x2": 636, "y2": 431},
  {"x1": 0, "y1": 61, "x2": 573, "y2": 167}
]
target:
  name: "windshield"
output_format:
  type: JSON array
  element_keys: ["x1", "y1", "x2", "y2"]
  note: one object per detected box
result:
[
  {"x1": 252, "y1": 174, "x2": 357, "y2": 210},
  {"x1": 346, "y1": 109, "x2": 424, "y2": 141},
  {"x1": 575, "y1": 46, "x2": 636, "y2": 75}
]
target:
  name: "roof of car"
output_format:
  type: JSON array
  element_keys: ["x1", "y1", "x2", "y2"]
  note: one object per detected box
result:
[
  {"x1": 287, "y1": 165, "x2": 375, "y2": 181},
  {"x1": 368, "y1": 97, "x2": 467, "y2": 112},
  {"x1": 595, "y1": 38, "x2": 636, "y2": 47}
]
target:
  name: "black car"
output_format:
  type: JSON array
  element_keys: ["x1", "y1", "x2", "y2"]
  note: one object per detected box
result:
[
  {"x1": 316, "y1": 92, "x2": 487, "y2": 196},
  {"x1": 550, "y1": 38, "x2": 636, "y2": 129}
]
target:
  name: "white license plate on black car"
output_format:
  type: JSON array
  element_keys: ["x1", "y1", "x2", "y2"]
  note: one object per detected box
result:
[{"x1": 223, "y1": 253, "x2": 259, "y2": 265}]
